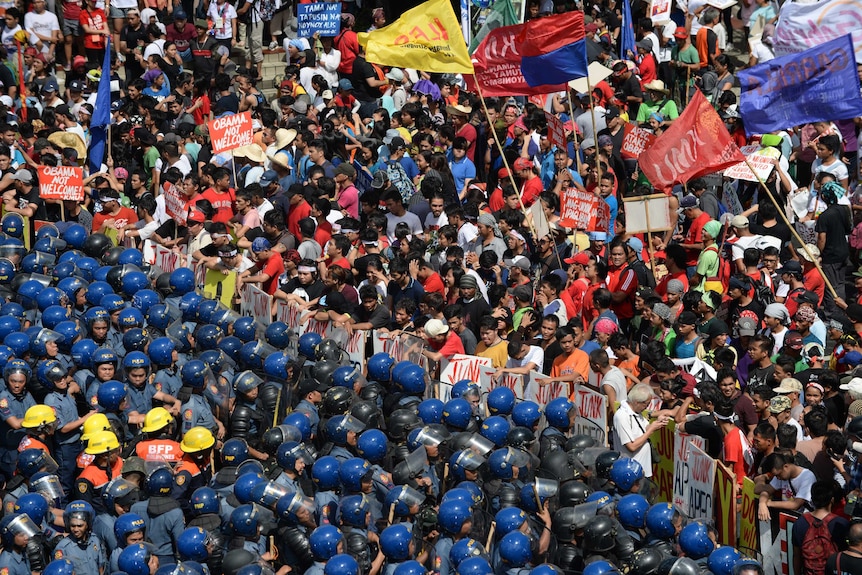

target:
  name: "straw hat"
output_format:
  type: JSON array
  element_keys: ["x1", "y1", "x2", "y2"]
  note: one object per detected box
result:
[
  {"x1": 269, "y1": 150, "x2": 292, "y2": 170},
  {"x1": 446, "y1": 103, "x2": 472, "y2": 117},
  {"x1": 48, "y1": 132, "x2": 86, "y2": 162},
  {"x1": 273, "y1": 128, "x2": 297, "y2": 150},
  {"x1": 644, "y1": 79, "x2": 669, "y2": 94},
  {"x1": 235, "y1": 144, "x2": 266, "y2": 164}
]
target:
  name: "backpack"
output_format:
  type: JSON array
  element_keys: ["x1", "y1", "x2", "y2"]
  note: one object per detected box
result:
[
  {"x1": 704, "y1": 245, "x2": 730, "y2": 292},
  {"x1": 386, "y1": 160, "x2": 415, "y2": 204},
  {"x1": 751, "y1": 270, "x2": 775, "y2": 308},
  {"x1": 800, "y1": 512, "x2": 838, "y2": 575}
]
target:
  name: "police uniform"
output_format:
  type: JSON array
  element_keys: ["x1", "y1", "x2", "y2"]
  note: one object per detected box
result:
[
  {"x1": 125, "y1": 383, "x2": 157, "y2": 420},
  {"x1": 329, "y1": 445, "x2": 354, "y2": 463},
  {"x1": 181, "y1": 395, "x2": 217, "y2": 435},
  {"x1": 305, "y1": 560, "x2": 326, "y2": 575},
  {"x1": 153, "y1": 368, "x2": 183, "y2": 399},
  {"x1": 2, "y1": 480, "x2": 27, "y2": 515},
  {"x1": 433, "y1": 536, "x2": 456, "y2": 575},
  {"x1": 45, "y1": 388, "x2": 84, "y2": 495},
  {"x1": 85, "y1": 380, "x2": 102, "y2": 411},
  {"x1": 130, "y1": 497, "x2": 186, "y2": 565},
  {"x1": 53, "y1": 533, "x2": 107, "y2": 575},
  {"x1": 75, "y1": 458, "x2": 124, "y2": 514},
  {"x1": 73, "y1": 369, "x2": 94, "y2": 392},
  {"x1": 107, "y1": 328, "x2": 123, "y2": 357},
  {"x1": 314, "y1": 490, "x2": 339, "y2": 527},
  {"x1": 370, "y1": 464, "x2": 395, "y2": 503},
  {"x1": 0, "y1": 548, "x2": 30, "y2": 575},
  {"x1": 274, "y1": 471, "x2": 303, "y2": 494},
  {"x1": 294, "y1": 399, "x2": 320, "y2": 436},
  {"x1": 0, "y1": 389, "x2": 36, "y2": 479},
  {"x1": 56, "y1": 353, "x2": 75, "y2": 373},
  {"x1": 92, "y1": 513, "x2": 117, "y2": 553},
  {"x1": 175, "y1": 457, "x2": 211, "y2": 515}
]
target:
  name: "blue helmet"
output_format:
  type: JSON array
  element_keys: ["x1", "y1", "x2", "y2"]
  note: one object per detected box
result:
[
  {"x1": 44, "y1": 560, "x2": 76, "y2": 575},
  {"x1": 64, "y1": 500, "x2": 95, "y2": 530},
  {"x1": 180, "y1": 292, "x2": 203, "y2": 322},
  {"x1": 451, "y1": 380, "x2": 480, "y2": 400},
  {"x1": 298, "y1": 332, "x2": 323, "y2": 358},
  {"x1": 123, "y1": 351, "x2": 151, "y2": 372},
  {"x1": 395, "y1": 363, "x2": 425, "y2": 395},
  {"x1": 338, "y1": 458, "x2": 372, "y2": 493},
  {"x1": 233, "y1": 317, "x2": 261, "y2": 343},
  {"x1": 394, "y1": 561, "x2": 426, "y2": 575},
  {"x1": 114, "y1": 513, "x2": 146, "y2": 545},
  {"x1": 18, "y1": 280, "x2": 45, "y2": 310},
  {"x1": 233, "y1": 472, "x2": 266, "y2": 504},
  {"x1": 309, "y1": 525, "x2": 344, "y2": 562},
  {"x1": 0, "y1": 315, "x2": 20, "y2": 341},
  {"x1": 132, "y1": 289, "x2": 161, "y2": 315},
  {"x1": 169, "y1": 268, "x2": 195, "y2": 295},
  {"x1": 512, "y1": 401, "x2": 542, "y2": 428},
  {"x1": 708, "y1": 547, "x2": 743, "y2": 575},
  {"x1": 519, "y1": 480, "x2": 557, "y2": 514},
  {"x1": 324, "y1": 554, "x2": 359, "y2": 575},
  {"x1": 0, "y1": 258, "x2": 13, "y2": 285},
  {"x1": 326, "y1": 414, "x2": 365, "y2": 446},
  {"x1": 196, "y1": 324, "x2": 223, "y2": 351},
  {"x1": 264, "y1": 321, "x2": 291, "y2": 347},
  {"x1": 30, "y1": 328, "x2": 61, "y2": 357},
  {"x1": 356, "y1": 429, "x2": 388, "y2": 463},
  {"x1": 149, "y1": 337, "x2": 176, "y2": 367},
  {"x1": 54, "y1": 321, "x2": 81, "y2": 351},
  {"x1": 221, "y1": 438, "x2": 249, "y2": 466},
  {"x1": 384, "y1": 485, "x2": 425, "y2": 517},
  {"x1": 86, "y1": 281, "x2": 114, "y2": 307},
  {"x1": 118, "y1": 308, "x2": 144, "y2": 329},
  {"x1": 218, "y1": 335, "x2": 243, "y2": 362},
  {"x1": 0, "y1": 345, "x2": 12, "y2": 371},
  {"x1": 367, "y1": 352, "x2": 395, "y2": 381},
  {"x1": 14, "y1": 492, "x2": 49, "y2": 523},
  {"x1": 93, "y1": 266, "x2": 111, "y2": 283},
  {"x1": 276, "y1": 441, "x2": 313, "y2": 472},
  {"x1": 177, "y1": 526, "x2": 210, "y2": 561},
  {"x1": 438, "y1": 499, "x2": 472, "y2": 535},
  {"x1": 263, "y1": 351, "x2": 291, "y2": 382},
  {"x1": 145, "y1": 304, "x2": 174, "y2": 332},
  {"x1": 84, "y1": 307, "x2": 110, "y2": 330},
  {"x1": 118, "y1": 248, "x2": 144, "y2": 267},
  {"x1": 417, "y1": 398, "x2": 444, "y2": 424},
  {"x1": 41, "y1": 305, "x2": 70, "y2": 330},
  {"x1": 72, "y1": 338, "x2": 99, "y2": 369},
  {"x1": 449, "y1": 450, "x2": 485, "y2": 482},
  {"x1": 118, "y1": 543, "x2": 157, "y2": 575},
  {"x1": 191, "y1": 487, "x2": 220, "y2": 516},
  {"x1": 488, "y1": 447, "x2": 530, "y2": 480},
  {"x1": 73, "y1": 257, "x2": 99, "y2": 281},
  {"x1": 17, "y1": 448, "x2": 55, "y2": 478},
  {"x1": 330, "y1": 365, "x2": 359, "y2": 388},
  {"x1": 450, "y1": 538, "x2": 487, "y2": 568},
  {"x1": 495, "y1": 507, "x2": 528, "y2": 536},
  {"x1": 458, "y1": 558, "x2": 493, "y2": 575},
  {"x1": 0, "y1": 302, "x2": 24, "y2": 322},
  {"x1": 181, "y1": 360, "x2": 208, "y2": 390},
  {"x1": 500, "y1": 531, "x2": 532, "y2": 566},
  {"x1": 646, "y1": 503, "x2": 679, "y2": 539},
  {"x1": 487, "y1": 387, "x2": 516, "y2": 415},
  {"x1": 233, "y1": 370, "x2": 264, "y2": 395},
  {"x1": 610, "y1": 458, "x2": 644, "y2": 492},
  {"x1": 545, "y1": 397, "x2": 576, "y2": 430},
  {"x1": 5, "y1": 358, "x2": 32, "y2": 381},
  {"x1": 339, "y1": 494, "x2": 370, "y2": 528},
  {"x1": 457, "y1": 482, "x2": 484, "y2": 507},
  {"x1": 679, "y1": 521, "x2": 714, "y2": 559},
  {"x1": 531, "y1": 565, "x2": 565, "y2": 575},
  {"x1": 97, "y1": 380, "x2": 127, "y2": 411},
  {"x1": 0, "y1": 513, "x2": 37, "y2": 549},
  {"x1": 51, "y1": 261, "x2": 76, "y2": 283},
  {"x1": 617, "y1": 494, "x2": 649, "y2": 530},
  {"x1": 282, "y1": 412, "x2": 312, "y2": 442},
  {"x1": 62, "y1": 223, "x2": 88, "y2": 249},
  {"x1": 582, "y1": 561, "x2": 618, "y2": 575},
  {"x1": 442, "y1": 398, "x2": 473, "y2": 430},
  {"x1": 480, "y1": 416, "x2": 511, "y2": 447},
  {"x1": 122, "y1": 271, "x2": 150, "y2": 297},
  {"x1": 36, "y1": 359, "x2": 66, "y2": 389},
  {"x1": 1, "y1": 213, "x2": 23, "y2": 237},
  {"x1": 146, "y1": 468, "x2": 174, "y2": 497},
  {"x1": 380, "y1": 524, "x2": 413, "y2": 561},
  {"x1": 36, "y1": 287, "x2": 67, "y2": 312},
  {"x1": 311, "y1": 456, "x2": 341, "y2": 491},
  {"x1": 239, "y1": 341, "x2": 270, "y2": 370},
  {"x1": 122, "y1": 328, "x2": 150, "y2": 354},
  {"x1": 103, "y1": 478, "x2": 140, "y2": 510},
  {"x1": 3, "y1": 332, "x2": 29, "y2": 358}
]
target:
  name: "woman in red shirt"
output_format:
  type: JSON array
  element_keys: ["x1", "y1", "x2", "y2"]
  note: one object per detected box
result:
[{"x1": 79, "y1": 0, "x2": 109, "y2": 63}]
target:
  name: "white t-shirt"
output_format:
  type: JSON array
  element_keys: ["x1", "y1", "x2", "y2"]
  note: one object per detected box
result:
[
  {"x1": 424, "y1": 212, "x2": 449, "y2": 230},
  {"x1": 602, "y1": 366, "x2": 628, "y2": 407},
  {"x1": 657, "y1": 22, "x2": 677, "y2": 63},
  {"x1": 769, "y1": 468, "x2": 815, "y2": 506},
  {"x1": 208, "y1": 1, "x2": 237, "y2": 40},
  {"x1": 457, "y1": 222, "x2": 478, "y2": 250},
  {"x1": 613, "y1": 401, "x2": 654, "y2": 477},
  {"x1": 386, "y1": 211, "x2": 424, "y2": 242},
  {"x1": 505, "y1": 345, "x2": 544, "y2": 373},
  {"x1": 24, "y1": 11, "x2": 60, "y2": 55},
  {"x1": 730, "y1": 234, "x2": 763, "y2": 262},
  {"x1": 751, "y1": 42, "x2": 774, "y2": 64}
]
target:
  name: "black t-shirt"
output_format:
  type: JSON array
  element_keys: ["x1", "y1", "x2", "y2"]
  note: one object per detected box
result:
[
  {"x1": 215, "y1": 93, "x2": 240, "y2": 114},
  {"x1": 748, "y1": 364, "x2": 776, "y2": 389},
  {"x1": 353, "y1": 253, "x2": 383, "y2": 279},
  {"x1": 826, "y1": 550, "x2": 861, "y2": 575},
  {"x1": 815, "y1": 204, "x2": 852, "y2": 264},
  {"x1": 356, "y1": 302, "x2": 390, "y2": 329},
  {"x1": 350, "y1": 56, "x2": 378, "y2": 103},
  {"x1": 729, "y1": 299, "x2": 765, "y2": 327},
  {"x1": 684, "y1": 413, "x2": 723, "y2": 458},
  {"x1": 121, "y1": 24, "x2": 149, "y2": 77},
  {"x1": 750, "y1": 220, "x2": 792, "y2": 246},
  {"x1": 24, "y1": 186, "x2": 47, "y2": 221},
  {"x1": 190, "y1": 36, "x2": 218, "y2": 80},
  {"x1": 281, "y1": 277, "x2": 324, "y2": 302}
]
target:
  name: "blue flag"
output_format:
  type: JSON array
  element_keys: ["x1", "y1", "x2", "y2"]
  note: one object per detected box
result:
[
  {"x1": 620, "y1": 0, "x2": 636, "y2": 60},
  {"x1": 738, "y1": 34, "x2": 862, "y2": 135},
  {"x1": 89, "y1": 38, "x2": 112, "y2": 174}
]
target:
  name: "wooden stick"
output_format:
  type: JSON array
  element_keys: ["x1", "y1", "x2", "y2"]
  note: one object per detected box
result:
[
  {"x1": 485, "y1": 520, "x2": 496, "y2": 550},
  {"x1": 587, "y1": 75, "x2": 602, "y2": 182},
  {"x1": 566, "y1": 89, "x2": 583, "y2": 174},
  {"x1": 745, "y1": 157, "x2": 839, "y2": 299}
]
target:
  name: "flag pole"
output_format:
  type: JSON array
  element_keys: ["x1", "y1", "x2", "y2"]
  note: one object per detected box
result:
[
  {"x1": 565, "y1": 88, "x2": 582, "y2": 174},
  {"x1": 745, "y1": 157, "x2": 839, "y2": 300},
  {"x1": 586, "y1": 75, "x2": 602, "y2": 182}
]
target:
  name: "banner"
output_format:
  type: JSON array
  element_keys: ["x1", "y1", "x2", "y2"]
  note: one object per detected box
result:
[
  {"x1": 477, "y1": 365, "x2": 526, "y2": 402},
  {"x1": 672, "y1": 432, "x2": 706, "y2": 515},
  {"x1": 524, "y1": 369, "x2": 567, "y2": 406},
  {"x1": 686, "y1": 443, "x2": 715, "y2": 520},
  {"x1": 573, "y1": 384, "x2": 608, "y2": 445},
  {"x1": 468, "y1": 0, "x2": 517, "y2": 53},
  {"x1": 545, "y1": 112, "x2": 566, "y2": 150},
  {"x1": 208, "y1": 112, "x2": 254, "y2": 155},
  {"x1": 639, "y1": 90, "x2": 745, "y2": 192},
  {"x1": 738, "y1": 35, "x2": 862, "y2": 135},
  {"x1": 240, "y1": 284, "x2": 273, "y2": 326},
  {"x1": 558, "y1": 187, "x2": 610, "y2": 231},
  {"x1": 723, "y1": 145, "x2": 780, "y2": 182},
  {"x1": 714, "y1": 461, "x2": 737, "y2": 547},
  {"x1": 153, "y1": 244, "x2": 181, "y2": 274},
  {"x1": 773, "y1": 0, "x2": 862, "y2": 63},
  {"x1": 202, "y1": 269, "x2": 237, "y2": 307},
  {"x1": 620, "y1": 123, "x2": 657, "y2": 159},
  {"x1": 163, "y1": 183, "x2": 187, "y2": 226},
  {"x1": 37, "y1": 166, "x2": 83, "y2": 201},
  {"x1": 467, "y1": 23, "x2": 566, "y2": 97},
  {"x1": 739, "y1": 477, "x2": 758, "y2": 550},
  {"x1": 296, "y1": 2, "x2": 341, "y2": 38},
  {"x1": 343, "y1": 330, "x2": 367, "y2": 368},
  {"x1": 357, "y1": 0, "x2": 474, "y2": 74},
  {"x1": 651, "y1": 422, "x2": 676, "y2": 502},
  {"x1": 440, "y1": 354, "x2": 493, "y2": 386}
]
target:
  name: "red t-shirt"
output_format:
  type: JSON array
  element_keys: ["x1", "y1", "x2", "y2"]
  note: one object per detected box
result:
[
  {"x1": 287, "y1": 200, "x2": 311, "y2": 240},
  {"x1": 655, "y1": 270, "x2": 689, "y2": 298},
  {"x1": 803, "y1": 268, "x2": 825, "y2": 305},
  {"x1": 420, "y1": 272, "x2": 445, "y2": 296},
  {"x1": 723, "y1": 426, "x2": 748, "y2": 485},
  {"x1": 314, "y1": 219, "x2": 332, "y2": 250},
  {"x1": 684, "y1": 211, "x2": 711, "y2": 266},
  {"x1": 431, "y1": 331, "x2": 465, "y2": 358},
  {"x1": 521, "y1": 176, "x2": 543, "y2": 208},
  {"x1": 80, "y1": 9, "x2": 107, "y2": 50},
  {"x1": 192, "y1": 94, "x2": 211, "y2": 127},
  {"x1": 608, "y1": 265, "x2": 637, "y2": 320},
  {"x1": 334, "y1": 30, "x2": 359, "y2": 75},
  {"x1": 328, "y1": 257, "x2": 351, "y2": 271},
  {"x1": 92, "y1": 206, "x2": 138, "y2": 232},
  {"x1": 457, "y1": 123, "x2": 478, "y2": 162},
  {"x1": 199, "y1": 187, "x2": 236, "y2": 224},
  {"x1": 257, "y1": 255, "x2": 285, "y2": 295}
]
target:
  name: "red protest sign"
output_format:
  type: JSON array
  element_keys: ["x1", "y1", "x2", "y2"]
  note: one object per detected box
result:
[
  {"x1": 38, "y1": 166, "x2": 84, "y2": 201},
  {"x1": 545, "y1": 112, "x2": 566, "y2": 150},
  {"x1": 163, "y1": 183, "x2": 187, "y2": 226},
  {"x1": 207, "y1": 111, "x2": 253, "y2": 155},
  {"x1": 559, "y1": 187, "x2": 609, "y2": 231},
  {"x1": 620, "y1": 123, "x2": 657, "y2": 159}
]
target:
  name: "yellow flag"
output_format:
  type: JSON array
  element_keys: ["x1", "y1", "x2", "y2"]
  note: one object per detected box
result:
[{"x1": 357, "y1": 0, "x2": 474, "y2": 74}]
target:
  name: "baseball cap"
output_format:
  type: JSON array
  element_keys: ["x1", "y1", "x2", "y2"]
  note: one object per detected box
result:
[
  {"x1": 187, "y1": 209, "x2": 205, "y2": 223},
  {"x1": 385, "y1": 68, "x2": 404, "y2": 82},
  {"x1": 290, "y1": 100, "x2": 308, "y2": 115},
  {"x1": 173, "y1": 8, "x2": 187, "y2": 19},
  {"x1": 10, "y1": 169, "x2": 32, "y2": 183},
  {"x1": 338, "y1": 78, "x2": 354, "y2": 91},
  {"x1": 581, "y1": 138, "x2": 595, "y2": 149},
  {"x1": 792, "y1": 290, "x2": 819, "y2": 306},
  {"x1": 425, "y1": 318, "x2": 449, "y2": 337},
  {"x1": 778, "y1": 260, "x2": 802, "y2": 275},
  {"x1": 321, "y1": 90, "x2": 334, "y2": 100},
  {"x1": 626, "y1": 237, "x2": 644, "y2": 260},
  {"x1": 585, "y1": 22, "x2": 598, "y2": 33},
  {"x1": 737, "y1": 316, "x2": 758, "y2": 337},
  {"x1": 195, "y1": 18, "x2": 208, "y2": 28},
  {"x1": 252, "y1": 237, "x2": 272, "y2": 252},
  {"x1": 512, "y1": 285, "x2": 533, "y2": 302},
  {"x1": 674, "y1": 28, "x2": 688, "y2": 39},
  {"x1": 371, "y1": 170, "x2": 389, "y2": 189},
  {"x1": 69, "y1": 79, "x2": 85, "y2": 92},
  {"x1": 768, "y1": 395, "x2": 792, "y2": 413},
  {"x1": 783, "y1": 331, "x2": 804, "y2": 350},
  {"x1": 334, "y1": 163, "x2": 356, "y2": 178},
  {"x1": 298, "y1": 378, "x2": 329, "y2": 398},
  {"x1": 389, "y1": 137, "x2": 407, "y2": 150},
  {"x1": 679, "y1": 195, "x2": 699, "y2": 209},
  {"x1": 513, "y1": 157, "x2": 533, "y2": 171},
  {"x1": 773, "y1": 378, "x2": 803, "y2": 394},
  {"x1": 42, "y1": 78, "x2": 59, "y2": 93},
  {"x1": 504, "y1": 255, "x2": 531, "y2": 271},
  {"x1": 564, "y1": 252, "x2": 592, "y2": 266},
  {"x1": 840, "y1": 376, "x2": 862, "y2": 393},
  {"x1": 259, "y1": 170, "x2": 278, "y2": 187},
  {"x1": 730, "y1": 215, "x2": 749, "y2": 228}
]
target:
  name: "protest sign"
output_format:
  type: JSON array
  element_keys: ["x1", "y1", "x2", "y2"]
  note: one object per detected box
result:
[
  {"x1": 649, "y1": 0, "x2": 672, "y2": 23},
  {"x1": 202, "y1": 269, "x2": 236, "y2": 307},
  {"x1": 773, "y1": 0, "x2": 862, "y2": 63},
  {"x1": 275, "y1": 301, "x2": 301, "y2": 327},
  {"x1": 153, "y1": 244, "x2": 181, "y2": 274},
  {"x1": 739, "y1": 477, "x2": 758, "y2": 550},
  {"x1": 477, "y1": 365, "x2": 526, "y2": 401},
  {"x1": 573, "y1": 384, "x2": 608, "y2": 445},
  {"x1": 686, "y1": 443, "x2": 715, "y2": 520},
  {"x1": 440, "y1": 354, "x2": 493, "y2": 386},
  {"x1": 672, "y1": 432, "x2": 706, "y2": 515},
  {"x1": 739, "y1": 35, "x2": 862, "y2": 135},
  {"x1": 526, "y1": 371, "x2": 567, "y2": 407},
  {"x1": 545, "y1": 112, "x2": 566, "y2": 150},
  {"x1": 621, "y1": 123, "x2": 657, "y2": 159},
  {"x1": 622, "y1": 195, "x2": 673, "y2": 234},
  {"x1": 723, "y1": 146, "x2": 779, "y2": 181},
  {"x1": 651, "y1": 422, "x2": 676, "y2": 502},
  {"x1": 208, "y1": 112, "x2": 253, "y2": 155},
  {"x1": 722, "y1": 181, "x2": 744, "y2": 216},
  {"x1": 163, "y1": 183, "x2": 187, "y2": 226},
  {"x1": 343, "y1": 330, "x2": 367, "y2": 368},
  {"x1": 559, "y1": 187, "x2": 610, "y2": 231},
  {"x1": 37, "y1": 166, "x2": 83, "y2": 201},
  {"x1": 240, "y1": 284, "x2": 272, "y2": 326},
  {"x1": 297, "y1": 2, "x2": 341, "y2": 38},
  {"x1": 714, "y1": 462, "x2": 737, "y2": 546}
]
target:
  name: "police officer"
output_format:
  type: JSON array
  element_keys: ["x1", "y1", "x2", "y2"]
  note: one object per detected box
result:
[
  {"x1": 175, "y1": 427, "x2": 216, "y2": 515},
  {"x1": 187, "y1": 488, "x2": 226, "y2": 575},
  {"x1": 325, "y1": 414, "x2": 365, "y2": 462},
  {"x1": 94, "y1": 478, "x2": 141, "y2": 552},
  {"x1": 274, "y1": 441, "x2": 313, "y2": 493},
  {"x1": 379, "y1": 524, "x2": 415, "y2": 575},
  {"x1": 71, "y1": 339, "x2": 97, "y2": 391},
  {"x1": 129, "y1": 407, "x2": 183, "y2": 463},
  {"x1": 434, "y1": 499, "x2": 473, "y2": 575},
  {"x1": 0, "y1": 514, "x2": 38, "y2": 575},
  {"x1": 117, "y1": 542, "x2": 160, "y2": 575},
  {"x1": 180, "y1": 360, "x2": 225, "y2": 439},
  {"x1": 539, "y1": 398, "x2": 576, "y2": 459},
  {"x1": 230, "y1": 371, "x2": 268, "y2": 460},
  {"x1": 307, "y1": 525, "x2": 343, "y2": 575},
  {"x1": 310, "y1": 456, "x2": 340, "y2": 527},
  {"x1": 123, "y1": 352, "x2": 181, "y2": 431},
  {"x1": 130, "y1": 467, "x2": 185, "y2": 567},
  {"x1": 97, "y1": 380, "x2": 134, "y2": 445},
  {"x1": 110, "y1": 513, "x2": 147, "y2": 572},
  {"x1": 294, "y1": 378, "x2": 327, "y2": 438},
  {"x1": 53, "y1": 501, "x2": 108, "y2": 575},
  {"x1": 150, "y1": 337, "x2": 183, "y2": 400},
  {"x1": 356, "y1": 429, "x2": 395, "y2": 504},
  {"x1": 0, "y1": 360, "x2": 36, "y2": 480},
  {"x1": 76, "y1": 431, "x2": 124, "y2": 513}
]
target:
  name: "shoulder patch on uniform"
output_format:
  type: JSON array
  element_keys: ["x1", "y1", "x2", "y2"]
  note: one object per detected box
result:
[
  {"x1": 184, "y1": 409, "x2": 193, "y2": 420},
  {"x1": 155, "y1": 383, "x2": 162, "y2": 391},
  {"x1": 176, "y1": 473, "x2": 186, "y2": 486},
  {"x1": 78, "y1": 482, "x2": 88, "y2": 493},
  {"x1": 91, "y1": 396, "x2": 98, "y2": 406},
  {"x1": 0, "y1": 398, "x2": 8, "y2": 408},
  {"x1": 54, "y1": 550, "x2": 64, "y2": 559}
]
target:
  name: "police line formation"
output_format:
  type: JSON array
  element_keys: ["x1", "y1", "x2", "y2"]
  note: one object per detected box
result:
[{"x1": 0, "y1": 222, "x2": 791, "y2": 575}]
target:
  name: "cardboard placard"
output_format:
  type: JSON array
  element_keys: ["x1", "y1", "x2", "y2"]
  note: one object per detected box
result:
[
  {"x1": 544, "y1": 111, "x2": 566, "y2": 150},
  {"x1": 202, "y1": 269, "x2": 237, "y2": 307},
  {"x1": 38, "y1": 166, "x2": 84, "y2": 201},
  {"x1": 723, "y1": 146, "x2": 779, "y2": 182},
  {"x1": 440, "y1": 354, "x2": 494, "y2": 385},
  {"x1": 651, "y1": 421, "x2": 676, "y2": 502},
  {"x1": 240, "y1": 284, "x2": 273, "y2": 326},
  {"x1": 622, "y1": 194, "x2": 673, "y2": 234},
  {"x1": 163, "y1": 183, "x2": 188, "y2": 226},
  {"x1": 650, "y1": 0, "x2": 673, "y2": 23},
  {"x1": 686, "y1": 443, "x2": 716, "y2": 520},
  {"x1": 672, "y1": 431, "x2": 707, "y2": 515},
  {"x1": 208, "y1": 112, "x2": 253, "y2": 155},
  {"x1": 714, "y1": 461, "x2": 738, "y2": 546},
  {"x1": 739, "y1": 477, "x2": 758, "y2": 550},
  {"x1": 621, "y1": 123, "x2": 658, "y2": 159},
  {"x1": 153, "y1": 244, "x2": 181, "y2": 274},
  {"x1": 297, "y1": 2, "x2": 341, "y2": 38},
  {"x1": 573, "y1": 383, "x2": 608, "y2": 446},
  {"x1": 559, "y1": 187, "x2": 610, "y2": 231}
]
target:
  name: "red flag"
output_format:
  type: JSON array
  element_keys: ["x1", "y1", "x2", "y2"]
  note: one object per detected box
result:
[
  {"x1": 639, "y1": 91, "x2": 745, "y2": 192},
  {"x1": 466, "y1": 23, "x2": 566, "y2": 97}
]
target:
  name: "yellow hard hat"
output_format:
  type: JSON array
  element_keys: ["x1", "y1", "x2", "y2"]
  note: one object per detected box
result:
[
  {"x1": 85, "y1": 430, "x2": 120, "y2": 455},
  {"x1": 180, "y1": 427, "x2": 215, "y2": 453},
  {"x1": 81, "y1": 413, "x2": 111, "y2": 441},
  {"x1": 21, "y1": 405, "x2": 57, "y2": 429},
  {"x1": 141, "y1": 407, "x2": 173, "y2": 433}
]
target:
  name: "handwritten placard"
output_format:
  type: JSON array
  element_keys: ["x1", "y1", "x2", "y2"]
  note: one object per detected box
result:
[
  {"x1": 208, "y1": 112, "x2": 253, "y2": 155},
  {"x1": 297, "y1": 2, "x2": 341, "y2": 38},
  {"x1": 621, "y1": 123, "x2": 658, "y2": 159},
  {"x1": 559, "y1": 187, "x2": 610, "y2": 231},
  {"x1": 38, "y1": 166, "x2": 84, "y2": 201}
]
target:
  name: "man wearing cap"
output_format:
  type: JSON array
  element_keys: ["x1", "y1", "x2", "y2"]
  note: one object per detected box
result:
[
  {"x1": 450, "y1": 137, "x2": 476, "y2": 199},
  {"x1": 727, "y1": 215, "x2": 761, "y2": 272},
  {"x1": 238, "y1": 237, "x2": 285, "y2": 296},
  {"x1": 421, "y1": 318, "x2": 465, "y2": 364},
  {"x1": 773, "y1": 377, "x2": 805, "y2": 423},
  {"x1": 448, "y1": 104, "x2": 476, "y2": 162},
  {"x1": 505, "y1": 255, "x2": 533, "y2": 290},
  {"x1": 512, "y1": 157, "x2": 542, "y2": 208},
  {"x1": 3, "y1": 169, "x2": 47, "y2": 222},
  {"x1": 611, "y1": 60, "x2": 644, "y2": 119},
  {"x1": 678, "y1": 195, "x2": 711, "y2": 274},
  {"x1": 332, "y1": 163, "x2": 359, "y2": 219},
  {"x1": 728, "y1": 275, "x2": 765, "y2": 327},
  {"x1": 349, "y1": 44, "x2": 387, "y2": 118}
]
